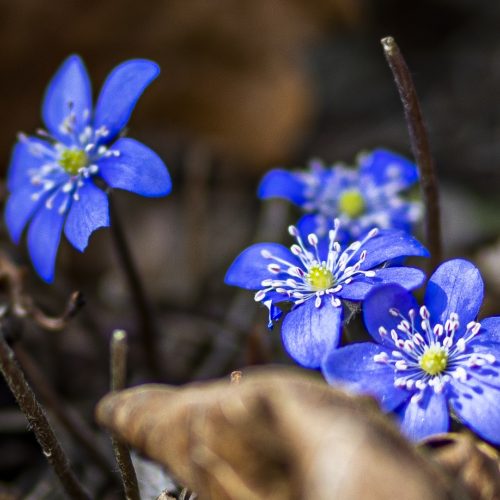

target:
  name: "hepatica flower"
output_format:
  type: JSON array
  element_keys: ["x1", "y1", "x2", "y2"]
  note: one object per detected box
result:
[
  {"x1": 322, "y1": 259, "x2": 500, "y2": 443},
  {"x1": 225, "y1": 219, "x2": 428, "y2": 368},
  {"x1": 258, "y1": 149, "x2": 422, "y2": 243},
  {"x1": 5, "y1": 55, "x2": 171, "y2": 282}
]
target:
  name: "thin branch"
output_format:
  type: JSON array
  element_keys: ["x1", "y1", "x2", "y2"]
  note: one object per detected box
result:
[
  {"x1": 381, "y1": 36, "x2": 442, "y2": 271},
  {"x1": 0, "y1": 253, "x2": 85, "y2": 331},
  {"x1": 13, "y1": 344, "x2": 119, "y2": 485},
  {"x1": 110, "y1": 330, "x2": 140, "y2": 500},
  {"x1": 0, "y1": 328, "x2": 90, "y2": 499},
  {"x1": 108, "y1": 196, "x2": 161, "y2": 378}
]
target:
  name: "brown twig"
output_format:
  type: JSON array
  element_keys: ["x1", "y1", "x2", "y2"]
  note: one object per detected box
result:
[
  {"x1": 30, "y1": 290, "x2": 86, "y2": 331},
  {"x1": 381, "y1": 36, "x2": 442, "y2": 271},
  {"x1": 108, "y1": 196, "x2": 161, "y2": 379},
  {"x1": 0, "y1": 253, "x2": 85, "y2": 331},
  {"x1": 13, "y1": 344, "x2": 119, "y2": 485},
  {"x1": 0, "y1": 328, "x2": 90, "y2": 499},
  {"x1": 110, "y1": 330, "x2": 140, "y2": 500}
]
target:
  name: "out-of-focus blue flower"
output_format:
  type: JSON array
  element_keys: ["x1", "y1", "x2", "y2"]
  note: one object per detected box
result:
[
  {"x1": 5, "y1": 55, "x2": 171, "y2": 282},
  {"x1": 225, "y1": 219, "x2": 428, "y2": 369},
  {"x1": 258, "y1": 149, "x2": 422, "y2": 243},
  {"x1": 322, "y1": 259, "x2": 500, "y2": 444}
]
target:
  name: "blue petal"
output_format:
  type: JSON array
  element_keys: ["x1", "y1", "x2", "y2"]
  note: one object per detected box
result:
[
  {"x1": 42, "y1": 55, "x2": 92, "y2": 144},
  {"x1": 225, "y1": 242, "x2": 299, "y2": 290},
  {"x1": 322, "y1": 343, "x2": 408, "y2": 411},
  {"x1": 98, "y1": 138, "x2": 171, "y2": 197},
  {"x1": 27, "y1": 192, "x2": 68, "y2": 282},
  {"x1": 363, "y1": 284, "x2": 419, "y2": 345},
  {"x1": 396, "y1": 388, "x2": 449, "y2": 441},
  {"x1": 479, "y1": 317, "x2": 500, "y2": 344},
  {"x1": 93, "y1": 60, "x2": 159, "y2": 142},
  {"x1": 359, "y1": 149, "x2": 418, "y2": 189},
  {"x1": 281, "y1": 300, "x2": 342, "y2": 368},
  {"x1": 5, "y1": 185, "x2": 50, "y2": 243},
  {"x1": 257, "y1": 169, "x2": 307, "y2": 205},
  {"x1": 64, "y1": 182, "x2": 109, "y2": 252},
  {"x1": 449, "y1": 379, "x2": 500, "y2": 444},
  {"x1": 297, "y1": 214, "x2": 350, "y2": 248},
  {"x1": 263, "y1": 300, "x2": 283, "y2": 329},
  {"x1": 360, "y1": 230, "x2": 429, "y2": 270},
  {"x1": 464, "y1": 342, "x2": 500, "y2": 388},
  {"x1": 424, "y1": 259, "x2": 483, "y2": 329},
  {"x1": 338, "y1": 267, "x2": 425, "y2": 301},
  {"x1": 7, "y1": 138, "x2": 55, "y2": 191}
]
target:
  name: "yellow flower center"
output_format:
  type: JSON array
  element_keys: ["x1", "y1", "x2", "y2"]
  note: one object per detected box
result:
[
  {"x1": 338, "y1": 189, "x2": 365, "y2": 218},
  {"x1": 59, "y1": 149, "x2": 88, "y2": 175},
  {"x1": 419, "y1": 346, "x2": 448, "y2": 376},
  {"x1": 307, "y1": 265, "x2": 334, "y2": 291}
]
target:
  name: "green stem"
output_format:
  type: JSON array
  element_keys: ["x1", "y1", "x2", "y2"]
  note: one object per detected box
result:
[{"x1": 108, "y1": 195, "x2": 161, "y2": 378}]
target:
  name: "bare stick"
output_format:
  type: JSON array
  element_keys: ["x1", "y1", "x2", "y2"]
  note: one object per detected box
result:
[
  {"x1": 110, "y1": 330, "x2": 140, "y2": 500},
  {"x1": 0, "y1": 329, "x2": 90, "y2": 499},
  {"x1": 109, "y1": 196, "x2": 161, "y2": 378},
  {"x1": 381, "y1": 36, "x2": 442, "y2": 271},
  {"x1": 13, "y1": 344, "x2": 119, "y2": 485}
]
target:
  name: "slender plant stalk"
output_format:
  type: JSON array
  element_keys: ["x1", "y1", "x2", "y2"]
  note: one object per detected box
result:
[
  {"x1": 110, "y1": 330, "x2": 140, "y2": 500},
  {"x1": 0, "y1": 329, "x2": 90, "y2": 499},
  {"x1": 108, "y1": 195, "x2": 161, "y2": 378},
  {"x1": 381, "y1": 36, "x2": 443, "y2": 271},
  {"x1": 13, "y1": 344, "x2": 119, "y2": 485}
]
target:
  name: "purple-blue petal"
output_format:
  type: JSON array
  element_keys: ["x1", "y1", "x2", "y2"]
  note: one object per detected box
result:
[
  {"x1": 424, "y1": 259, "x2": 483, "y2": 329},
  {"x1": 257, "y1": 169, "x2": 307, "y2": 205},
  {"x1": 98, "y1": 138, "x2": 171, "y2": 197},
  {"x1": 478, "y1": 317, "x2": 500, "y2": 344},
  {"x1": 359, "y1": 149, "x2": 418, "y2": 189},
  {"x1": 322, "y1": 343, "x2": 408, "y2": 411},
  {"x1": 396, "y1": 388, "x2": 449, "y2": 441},
  {"x1": 64, "y1": 182, "x2": 109, "y2": 252},
  {"x1": 297, "y1": 214, "x2": 350, "y2": 248},
  {"x1": 281, "y1": 300, "x2": 342, "y2": 368},
  {"x1": 464, "y1": 342, "x2": 500, "y2": 388},
  {"x1": 93, "y1": 59, "x2": 159, "y2": 142},
  {"x1": 42, "y1": 55, "x2": 92, "y2": 144},
  {"x1": 7, "y1": 138, "x2": 55, "y2": 191},
  {"x1": 338, "y1": 267, "x2": 425, "y2": 301},
  {"x1": 363, "y1": 284, "x2": 419, "y2": 345},
  {"x1": 27, "y1": 192, "x2": 68, "y2": 283},
  {"x1": 360, "y1": 230, "x2": 429, "y2": 270},
  {"x1": 225, "y1": 242, "x2": 299, "y2": 290},
  {"x1": 449, "y1": 379, "x2": 500, "y2": 445},
  {"x1": 5, "y1": 185, "x2": 50, "y2": 244}
]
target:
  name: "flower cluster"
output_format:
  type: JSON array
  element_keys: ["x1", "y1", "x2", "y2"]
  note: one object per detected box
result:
[
  {"x1": 258, "y1": 150, "x2": 422, "y2": 243},
  {"x1": 6, "y1": 52, "x2": 499, "y2": 448},
  {"x1": 225, "y1": 219, "x2": 428, "y2": 368},
  {"x1": 5, "y1": 55, "x2": 171, "y2": 282},
  {"x1": 322, "y1": 259, "x2": 500, "y2": 444}
]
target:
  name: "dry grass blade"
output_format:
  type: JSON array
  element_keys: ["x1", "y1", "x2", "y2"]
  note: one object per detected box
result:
[{"x1": 96, "y1": 367, "x2": 454, "y2": 500}]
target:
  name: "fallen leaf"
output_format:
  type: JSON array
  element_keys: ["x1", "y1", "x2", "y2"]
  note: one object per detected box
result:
[
  {"x1": 96, "y1": 367, "x2": 453, "y2": 500},
  {"x1": 422, "y1": 432, "x2": 500, "y2": 500}
]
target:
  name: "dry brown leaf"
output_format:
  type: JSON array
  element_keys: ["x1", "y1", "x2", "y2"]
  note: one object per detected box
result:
[
  {"x1": 96, "y1": 367, "x2": 453, "y2": 500},
  {"x1": 422, "y1": 432, "x2": 500, "y2": 500}
]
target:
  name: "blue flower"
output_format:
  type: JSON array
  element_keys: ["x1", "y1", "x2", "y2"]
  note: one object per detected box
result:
[
  {"x1": 225, "y1": 219, "x2": 428, "y2": 368},
  {"x1": 322, "y1": 259, "x2": 500, "y2": 444},
  {"x1": 258, "y1": 149, "x2": 422, "y2": 243},
  {"x1": 5, "y1": 55, "x2": 172, "y2": 282}
]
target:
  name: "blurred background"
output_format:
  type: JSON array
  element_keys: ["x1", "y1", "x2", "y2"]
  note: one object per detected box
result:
[{"x1": 0, "y1": 0, "x2": 499, "y2": 496}]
